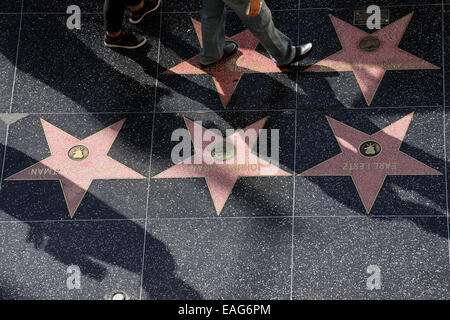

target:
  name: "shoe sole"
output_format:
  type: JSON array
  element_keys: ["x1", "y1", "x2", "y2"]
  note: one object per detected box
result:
[
  {"x1": 104, "y1": 38, "x2": 147, "y2": 49},
  {"x1": 129, "y1": 0, "x2": 162, "y2": 24}
]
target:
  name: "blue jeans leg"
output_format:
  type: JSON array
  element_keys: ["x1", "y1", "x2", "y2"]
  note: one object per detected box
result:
[
  {"x1": 200, "y1": 0, "x2": 295, "y2": 66},
  {"x1": 224, "y1": 0, "x2": 295, "y2": 66}
]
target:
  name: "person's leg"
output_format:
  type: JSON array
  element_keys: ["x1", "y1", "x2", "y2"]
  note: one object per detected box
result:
[
  {"x1": 128, "y1": 0, "x2": 162, "y2": 24},
  {"x1": 104, "y1": 0, "x2": 128, "y2": 34},
  {"x1": 200, "y1": 0, "x2": 227, "y2": 65},
  {"x1": 126, "y1": 0, "x2": 144, "y2": 11},
  {"x1": 104, "y1": 0, "x2": 147, "y2": 33},
  {"x1": 104, "y1": 0, "x2": 147, "y2": 49},
  {"x1": 223, "y1": 0, "x2": 295, "y2": 66}
]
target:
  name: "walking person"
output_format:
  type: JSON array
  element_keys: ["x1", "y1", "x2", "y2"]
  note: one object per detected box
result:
[
  {"x1": 104, "y1": 0, "x2": 161, "y2": 49},
  {"x1": 200, "y1": 0, "x2": 312, "y2": 67}
]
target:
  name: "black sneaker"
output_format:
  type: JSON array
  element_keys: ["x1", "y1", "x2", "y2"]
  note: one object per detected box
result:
[
  {"x1": 104, "y1": 31, "x2": 147, "y2": 49},
  {"x1": 200, "y1": 40, "x2": 240, "y2": 67},
  {"x1": 279, "y1": 42, "x2": 313, "y2": 67},
  {"x1": 129, "y1": 0, "x2": 162, "y2": 24}
]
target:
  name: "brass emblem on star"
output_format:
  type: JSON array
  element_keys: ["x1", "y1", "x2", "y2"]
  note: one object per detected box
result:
[
  {"x1": 358, "y1": 36, "x2": 381, "y2": 52},
  {"x1": 211, "y1": 142, "x2": 237, "y2": 161},
  {"x1": 68, "y1": 145, "x2": 90, "y2": 161},
  {"x1": 359, "y1": 141, "x2": 382, "y2": 157}
]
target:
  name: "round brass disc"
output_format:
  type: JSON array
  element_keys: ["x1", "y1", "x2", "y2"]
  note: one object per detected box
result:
[
  {"x1": 68, "y1": 145, "x2": 90, "y2": 161},
  {"x1": 111, "y1": 291, "x2": 127, "y2": 300},
  {"x1": 358, "y1": 36, "x2": 381, "y2": 52},
  {"x1": 211, "y1": 142, "x2": 237, "y2": 161},
  {"x1": 359, "y1": 141, "x2": 382, "y2": 158}
]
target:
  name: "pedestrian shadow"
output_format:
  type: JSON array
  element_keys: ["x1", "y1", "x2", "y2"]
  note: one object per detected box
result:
[
  {"x1": 0, "y1": 145, "x2": 202, "y2": 300},
  {"x1": 0, "y1": 7, "x2": 446, "y2": 300}
]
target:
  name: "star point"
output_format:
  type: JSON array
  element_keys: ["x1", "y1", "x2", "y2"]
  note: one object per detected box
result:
[
  {"x1": 305, "y1": 12, "x2": 439, "y2": 105},
  {"x1": 154, "y1": 118, "x2": 291, "y2": 215},
  {"x1": 300, "y1": 114, "x2": 441, "y2": 213},
  {"x1": 6, "y1": 119, "x2": 146, "y2": 218},
  {"x1": 164, "y1": 19, "x2": 283, "y2": 108}
]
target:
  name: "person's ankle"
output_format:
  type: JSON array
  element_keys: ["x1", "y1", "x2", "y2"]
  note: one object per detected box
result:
[
  {"x1": 130, "y1": 0, "x2": 144, "y2": 12},
  {"x1": 107, "y1": 30, "x2": 122, "y2": 38}
]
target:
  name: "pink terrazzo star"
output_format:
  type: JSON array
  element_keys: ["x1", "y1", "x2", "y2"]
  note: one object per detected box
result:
[
  {"x1": 6, "y1": 119, "x2": 146, "y2": 218},
  {"x1": 164, "y1": 19, "x2": 283, "y2": 108},
  {"x1": 305, "y1": 12, "x2": 439, "y2": 105},
  {"x1": 153, "y1": 117, "x2": 290, "y2": 215},
  {"x1": 300, "y1": 113, "x2": 441, "y2": 213}
]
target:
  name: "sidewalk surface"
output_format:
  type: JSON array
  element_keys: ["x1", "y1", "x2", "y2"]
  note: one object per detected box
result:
[{"x1": 0, "y1": 0, "x2": 449, "y2": 299}]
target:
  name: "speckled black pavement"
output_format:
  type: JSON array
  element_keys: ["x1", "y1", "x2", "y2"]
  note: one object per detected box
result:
[{"x1": 0, "y1": 0, "x2": 449, "y2": 300}]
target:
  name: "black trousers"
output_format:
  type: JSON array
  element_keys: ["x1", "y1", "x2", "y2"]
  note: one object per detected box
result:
[{"x1": 104, "y1": 0, "x2": 141, "y2": 32}]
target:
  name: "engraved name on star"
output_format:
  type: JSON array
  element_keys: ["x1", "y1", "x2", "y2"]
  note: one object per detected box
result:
[
  {"x1": 299, "y1": 113, "x2": 441, "y2": 213},
  {"x1": 153, "y1": 117, "x2": 290, "y2": 215},
  {"x1": 6, "y1": 119, "x2": 146, "y2": 218},
  {"x1": 164, "y1": 19, "x2": 283, "y2": 108},
  {"x1": 305, "y1": 12, "x2": 439, "y2": 105}
]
